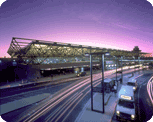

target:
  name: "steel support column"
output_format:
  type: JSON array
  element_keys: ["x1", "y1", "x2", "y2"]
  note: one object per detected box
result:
[
  {"x1": 115, "y1": 57, "x2": 118, "y2": 90},
  {"x1": 90, "y1": 54, "x2": 93, "y2": 111},
  {"x1": 102, "y1": 54, "x2": 105, "y2": 113},
  {"x1": 121, "y1": 56, "x2": 123, "y2": 84},
  {"x1": 90, "y1": 53, "x2": 105, "y2": 113}
]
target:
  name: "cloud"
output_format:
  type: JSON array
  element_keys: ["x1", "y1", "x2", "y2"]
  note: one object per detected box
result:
[
  {"x1": 111, "y1": 23, "x2": 139, "y2": 30},
  {"x1": 78, "y1": 13, "x2": 102, "y2": 24}
]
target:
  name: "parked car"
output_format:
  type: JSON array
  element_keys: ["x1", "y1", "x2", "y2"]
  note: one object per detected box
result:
[
  {"x1": 127, "y1": 78, "x2": 137, "y2": 91},
  {"x1": 76, "y1": 72, "x2": 86, "y2": 77},
  {"x1": 115, "y1": 85, "x2": 136, "y2": 121}
]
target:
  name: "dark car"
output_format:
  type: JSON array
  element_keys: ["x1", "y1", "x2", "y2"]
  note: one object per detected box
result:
[{"x1": 76, "y1": 72, "x2": 86, "y2": 77}]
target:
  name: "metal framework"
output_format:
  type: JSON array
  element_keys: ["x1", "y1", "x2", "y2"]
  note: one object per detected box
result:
[
  {"x1": 7, "y1": 37, "x2": 148, "y2": 64},
  {"x1": 90, "y1": 52, "x2": 106, "y2": 113}
]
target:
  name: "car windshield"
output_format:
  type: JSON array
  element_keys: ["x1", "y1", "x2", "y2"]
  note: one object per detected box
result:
[
  {"x1": 118, "y1": 99, "x2": 134, "y2": 109},
  {"x1": 127, "y1": 82, "x2": 135, "y2": 86}
]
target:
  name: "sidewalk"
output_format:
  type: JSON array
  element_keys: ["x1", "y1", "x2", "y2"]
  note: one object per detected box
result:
[
  {"x1": 0, "y1": 93, "x2": 50, "y2": 115},
  {"x1": 75, "y1": 72, "x2": 141, "y2": 122},
  {"x1": 75, "y1": 93, "x2": 118, "y2": 122}
]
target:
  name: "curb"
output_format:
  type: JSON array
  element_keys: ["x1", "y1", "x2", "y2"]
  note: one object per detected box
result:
[{"x1": 104, "y1": 94, "x2": 112, "y2": 105}]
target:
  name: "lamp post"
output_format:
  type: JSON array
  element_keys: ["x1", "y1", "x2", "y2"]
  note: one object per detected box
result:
[
  {"x1": 114, "y1": 56, "x2": 118, "y2": 92},
  {"x1": 102, "y1": 53, "x2": 105, "y2": 113},
  {"x1": 133, "y1": 56, "x2": 135, "y2": 73},
  {"x1": 114, "y1": 55, "x2": 123, "y2": 87},
  {"x1": 138, "y1": 56, "x2": 141, "y2": 74},
  {"x1": 121, "y1": 56, "x2": 123, "y2": 84},
  {"x1": 90, "y1": 54, "x2": 93, "y2": 111}
]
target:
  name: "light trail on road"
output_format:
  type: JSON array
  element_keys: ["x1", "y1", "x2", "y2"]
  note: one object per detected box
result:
[
  {"x1": 21, "y1": 68, "x2": 138, "y2": 122},
  {"x1": 44, "y1": 92, "x2": 80, "y2": 122},
  {"x1": 23, "y1": 76, "x2": 103, "y2": 121},
  {"x1": 2, "y1": 66, "x2": 142, "y2": 122},
  {"x1": 147, "y1": 76, "x2": 153, "y2": 104},
  {"x1": 23, "y1": 77, "x2": 96, "y2": 121},
  {"x1": 46, "y1": 74, "x2": 106, "y2": 122}
]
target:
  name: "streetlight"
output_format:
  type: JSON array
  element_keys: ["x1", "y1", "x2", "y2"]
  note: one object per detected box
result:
[
  {"x1": 133, "y1": 56, "x2": 136, "y2": 73},
  {"x1": 113, "y1": 56, "x2": 118, "y2": 91},
  {"x1": 113, "y1": 55, "x2": 123, "y2": 92},
  {"x1": 138, "y1": 56, "x2": 141, "y2": 74},
  {"x1": 121, "y1": 56, "x2": 123, "y2": 84}
]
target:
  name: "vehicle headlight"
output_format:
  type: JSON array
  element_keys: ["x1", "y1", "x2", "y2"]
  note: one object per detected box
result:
[
  {"x1": 133, "y1": 87, "x2": 136, "y2": 90},
  {"x1": 116, "y1": 111, "x2": 120, "y2": 115},
  {"x1": 131, "y1": 114, "x2": 135, "y2": 119}
]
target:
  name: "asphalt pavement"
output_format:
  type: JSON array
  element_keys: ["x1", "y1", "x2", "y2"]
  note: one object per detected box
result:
[
  {"x1": 111, "y1": 70, "x2": 153, "y2": 122},
  {"x1": 0, "y1": 93, "x2": 50, "y2": 115},
  {"x1": 0, "y1": 68, "x2": 152, "y2": 122},
  {"x1": 75, "y1": 73, "x2": 139, "y2": 122}
]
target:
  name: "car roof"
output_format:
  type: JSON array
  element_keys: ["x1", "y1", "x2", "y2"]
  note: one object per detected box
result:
[
  {"x1": 118, "y1": 85, "x2": 134, "y2": 100},
  {"x1": 104, "y1": 78, "x2": 112, "y2": 83},
  {"x1": 128, "y1": 78, "x2": 136, "y2": 83}
]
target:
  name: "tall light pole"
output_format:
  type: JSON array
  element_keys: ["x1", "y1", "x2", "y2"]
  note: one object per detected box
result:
[
  {"x1": 121, "y1": 56, "x2": 123, "y2": 84},
  {"x1": 133, "y1": 56, "x2": 136, "y2": 73},
  {"x1": 90, "y1": 54, "x2": 93, "y2": 111},
  {"x1": 102, "y1": 53, "x2": 105, "y2": 113},
  {"x1": 138, "y1": 56, "x2": 141, "y2": 74},
  {"x1": 114, "y1": 56, "x2": 118, "y2": 91}
]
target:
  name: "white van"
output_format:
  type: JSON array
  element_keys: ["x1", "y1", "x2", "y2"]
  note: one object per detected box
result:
[
  {"x1": 127, "y1": 78, "x2": 137, "y2": 91},
  {"x1": 115, "y1": 85, "x2": 136, "y2": 121}
]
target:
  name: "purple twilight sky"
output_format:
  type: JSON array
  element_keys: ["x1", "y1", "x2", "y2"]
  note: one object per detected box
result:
[{"x1": 0, "y1": 0, "x2": 153, "y2": 57}]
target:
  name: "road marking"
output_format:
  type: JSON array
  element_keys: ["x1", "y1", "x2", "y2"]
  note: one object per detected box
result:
[
  {"x1": 10, "y1": 68, "x2": 144, "y2": 121},
  {"x1": 135, "y1": 74, "x2": 143, "y2": 79},
  {"x1": 147, "y1": 76, "x2": 153, "y2": 104},
  {"x1": 138, "y1": 84, "x2": 142, "y2": 121}
]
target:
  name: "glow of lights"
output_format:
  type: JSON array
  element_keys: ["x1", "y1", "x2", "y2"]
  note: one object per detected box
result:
[
  {"x1": 85, "y1": 53, "x2": 89, "y2": 57},
  {"x1": 116, "y1": 111, "x2": 120, "y2": 115},
  {"x1": 131, "y1": 114, "x2": 135, "y2": 119},
  {"x1": 105, "y1": 52, "x2": 110, "y2": 56},
  {"x1": 34, "y1": 44, "x2": 46, "y2": 47},
  {"x1": 121, "y1": 95, "x2": 132, "y2": 100},
  {"x1": 147, "y1": 76, "x2": 153, "y2": 104}
]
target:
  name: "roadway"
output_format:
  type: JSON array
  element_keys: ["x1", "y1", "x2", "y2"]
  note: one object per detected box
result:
[
  {"x1": 112, "y1": 70, "x2": 153, "y2": 122},
  {"x1": 135, "y1": 73, "x2": 153, "y2": 122},
  {"x1": 0, "y1": 67, "x2": 152, "y2": 122}
]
